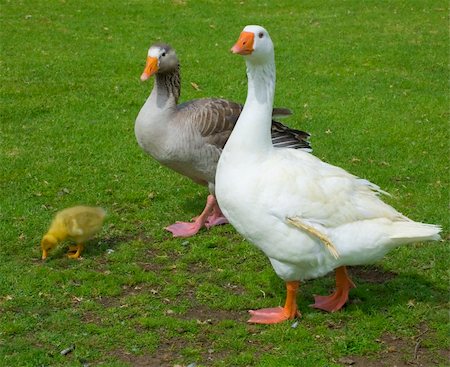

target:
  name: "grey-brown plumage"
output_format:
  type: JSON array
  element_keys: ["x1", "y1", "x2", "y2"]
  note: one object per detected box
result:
[{"x1": 135, "y1": 43, "x2": 311, "y2": 236}]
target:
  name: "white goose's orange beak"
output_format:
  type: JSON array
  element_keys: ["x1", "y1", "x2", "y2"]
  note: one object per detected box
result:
[
  {"x1": 140, "y1": 56, "x2": 158, "y2": 81},
  {"x1": 231, "y1": 31, "x2": 254, "y2": 55}
]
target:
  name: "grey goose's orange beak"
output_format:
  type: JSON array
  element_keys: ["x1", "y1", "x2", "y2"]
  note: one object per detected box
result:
[{"x1": 140, "y1": 56, "x2": 158, "y2": 81}]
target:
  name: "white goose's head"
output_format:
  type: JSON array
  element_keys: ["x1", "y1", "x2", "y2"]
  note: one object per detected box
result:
[
  {"x1": 140, "y1": 43, "x2": 179, "y2": 81},
  {"x1": 231, "y1": 25, "x2": 274, "y2": 64}
]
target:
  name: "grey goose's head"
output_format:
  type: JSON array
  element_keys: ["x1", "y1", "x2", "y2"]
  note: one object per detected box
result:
[{"x1": 140, "y1": 43, "x2": 179, "y2": 81}]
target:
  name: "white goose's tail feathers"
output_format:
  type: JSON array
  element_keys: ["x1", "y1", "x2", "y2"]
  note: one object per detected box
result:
[{"x1": 390, "y1": 221, "x2": 441, "y2": 244}]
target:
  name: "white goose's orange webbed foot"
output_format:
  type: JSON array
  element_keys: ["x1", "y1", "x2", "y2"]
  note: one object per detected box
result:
[
  {"x1": 311, "y1": 266, "x2": 355, "y2": 312},
  {"x1": 248, "y1": 281, "x2": 301, "y2": 324},
  {"x1": 166, "y1": 195, "x2": 227, "y2": 237}
]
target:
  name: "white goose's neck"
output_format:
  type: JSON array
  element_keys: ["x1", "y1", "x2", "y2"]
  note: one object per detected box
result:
[{"x1": 226, "y1": 57, "x2": 276, "y2": 154}]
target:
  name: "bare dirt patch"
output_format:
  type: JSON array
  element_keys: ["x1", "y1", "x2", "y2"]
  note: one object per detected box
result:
[
  {"x1": 111, "y1": 328, "x2": 235, "y2": 367},
  {"x1": 110, "y1": 349, "x2": 165, "y2": 367},
  {"x1": 340, "y1": 327, "x2": 449, "y2": 366},
  {"x1": 159, "y1": 333, "x2": 227, "y2": 367},
  {"x1": 105, "y1": 281, "x2": 248, "y2": 366},
  {"x1": 138, "y1": 247, "x2": 181, "y2": 273},
  {"x1": 97, "y1": 229, "x2": 153, "y2": 248},
  {"x1": 349, "y1": 265, "x2": 397, "y2": 284},
  {"x1": 81, "y1": 310, "x2": 103, "y2": 325}
]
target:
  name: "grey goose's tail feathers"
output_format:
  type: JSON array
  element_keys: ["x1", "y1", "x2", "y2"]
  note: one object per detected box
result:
[
  {"x1": 272, "y1": 107, "x2": 292, "y2": 119},
  {"x1": 271, "y1": 120, "x2": 311, "y2": 151}
]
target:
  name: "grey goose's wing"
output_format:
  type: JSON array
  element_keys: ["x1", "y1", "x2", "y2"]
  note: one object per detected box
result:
[
  {"x1": 177, "y1": 98, "x2": 241, "y2": 149},
  {"x1": 177, "y1": 98, "x2": 311, "y2": 151}
]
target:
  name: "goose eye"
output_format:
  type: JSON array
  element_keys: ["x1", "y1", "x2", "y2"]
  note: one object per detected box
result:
[
  {"x1": 161, "y1": 52, "x2": 166, "y2": 57},
  {"x1": 258, "y1": 32, "x2": 264, "y2": 39}
]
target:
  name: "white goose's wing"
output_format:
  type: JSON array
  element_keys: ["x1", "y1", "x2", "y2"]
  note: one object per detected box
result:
[{"x1": 263, "y1": 149, "x2": 406, "y2": 229}]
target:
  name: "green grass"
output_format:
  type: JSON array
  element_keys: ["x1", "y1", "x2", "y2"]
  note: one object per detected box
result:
[{"x1": 1, "y1": 0, "x2": 448, "y2": 366}]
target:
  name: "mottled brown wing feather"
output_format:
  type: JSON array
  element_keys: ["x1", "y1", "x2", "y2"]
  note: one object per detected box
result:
[
  {"x1": 177, "y1": 98, "x2": 240, "y2": 149},
  {"x1": 177, "y1": 98, "x2": 311, "y2": 151}
]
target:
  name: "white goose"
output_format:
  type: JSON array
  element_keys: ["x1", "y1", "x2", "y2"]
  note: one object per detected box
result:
[
  {"x1": 215, "y1": 25, "x2": 441, "y2": 324},
  {"x1": 135, "y1": 43, "x2": 311, "y2": 237}
]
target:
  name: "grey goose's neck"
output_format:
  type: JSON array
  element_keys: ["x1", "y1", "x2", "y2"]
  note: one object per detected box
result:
[
  {"x1": 153, "y1": 65, "x2": 181, "y2": 106},
  {"x1": 135, "y1": 64, "x2": 181, "y2": 156}
]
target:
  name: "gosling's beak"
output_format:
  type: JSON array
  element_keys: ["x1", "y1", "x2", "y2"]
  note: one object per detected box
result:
[
  {"x1": 42, "y1": 249, "x2": 48, "y2": 260},
  {"x1": 231, "y1": 31, "x2": 255, "y2": 55},
  {"x1": 140, "y1": 56, "x2": 159, "y2": 81}
]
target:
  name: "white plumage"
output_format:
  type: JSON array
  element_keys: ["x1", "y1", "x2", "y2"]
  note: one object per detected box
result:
[{"x1": 215, "y1": 25, "x2": 441, "y2": 324}]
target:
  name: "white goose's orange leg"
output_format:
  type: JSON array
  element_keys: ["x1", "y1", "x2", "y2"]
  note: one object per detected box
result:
[
  {"x1": 311, "y1": 266, "x2": 355, "y2": 312},
  {"x1": 248, "y1": 281, "x2": 301, "y2": 324}
]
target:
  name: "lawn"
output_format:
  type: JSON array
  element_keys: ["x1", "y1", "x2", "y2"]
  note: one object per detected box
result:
[{"x1": 1, "y1": 0, "x2": 448, "y2": 366}]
